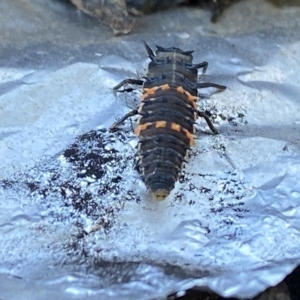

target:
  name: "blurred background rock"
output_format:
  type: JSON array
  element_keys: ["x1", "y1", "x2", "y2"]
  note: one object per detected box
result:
[{"x1": 65, "y1": 0, "x2": 300, "y2": 34}]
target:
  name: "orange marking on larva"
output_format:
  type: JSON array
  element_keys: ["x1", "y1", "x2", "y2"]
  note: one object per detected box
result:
[
  {"x1": 141, "y1": 87, "x2": 158, "y2": 100},
  {"x1": 176, "y1": 86, "x2": 185, "y2": 94},
  {"x1": 176, "y1": 86, "x2": 198, "y2": 108},
  {"x1": 141, "y1": 85, "x2": 170, "y2": 100},
  {"x1": 170, "y1": 122, "x2": 181, "y2": 132},
  {"x1": 160, "y1": 84, "x2": 170, "y2": 91},
  {"x1": 143, "y1": 87, "x2": 158, "y2": 95},
  {"x1": 155, "y1": 121, "x2": 167, "y2": 128},
  {"x1": 141, "y1": 93, "x2": 147, "y2": 100},
  {"x1": 184, "y1": 129, "x2": 195, "y2": 146},
  {"x1": 134, "y1": 122, "x2": 152, "y2": 136},
  {"x1": 170, "y1": 122, "x2": 195, "y2": 145}
]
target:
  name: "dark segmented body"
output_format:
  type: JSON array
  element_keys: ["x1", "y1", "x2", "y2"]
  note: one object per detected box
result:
[
  {"x1": 110, "y1": 43, "x2": 226, "y2": 200},
  {"x1": 135, "y1": 47, "x2": 199, "y2": 200}
]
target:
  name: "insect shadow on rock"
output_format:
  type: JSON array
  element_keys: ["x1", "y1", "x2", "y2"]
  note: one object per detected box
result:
[{"x1": 110, "y1": 42, "x2": 226, "y2": 201}]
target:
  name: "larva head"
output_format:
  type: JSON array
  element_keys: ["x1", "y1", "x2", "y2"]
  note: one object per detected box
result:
[
  {"x1": 152, "y1": 188, "x2": 170, "y2": 201},
  {"x1": 155, "y1": 45, "x2": 193, "y2": 63}
]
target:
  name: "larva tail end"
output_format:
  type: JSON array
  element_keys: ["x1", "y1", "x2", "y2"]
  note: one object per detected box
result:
[{"x1": 152, "y1": 189, "x2": 170, "y2": 201}]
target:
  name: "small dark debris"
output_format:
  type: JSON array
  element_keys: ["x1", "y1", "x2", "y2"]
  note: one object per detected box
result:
[
  {"x1": 25, "y1": 181, "x2": 40, "y2": 192},
  {"x1": 112, "y1": 176, "x2": 122, "y2": 183},
  {"x1": 199, "y1": 187, "x2": 211, "y2": 193},
  {"x1": 228, "y1": 117, "x2": 238, "y2": 126},
  {"x1": 0, "y1": 179, "x2": 15, "y2": 189}
]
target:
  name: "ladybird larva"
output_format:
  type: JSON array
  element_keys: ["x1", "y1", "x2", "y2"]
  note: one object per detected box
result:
[{"x1": 110, "y1": 42, "x2": 226, "y2": 200}]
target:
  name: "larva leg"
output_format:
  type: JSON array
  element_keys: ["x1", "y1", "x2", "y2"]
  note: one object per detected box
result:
[
  {"x1": 109, "y1": 109, "x2": 138, "y2": 132},
  {"x1": 113, "y1": 79, "x2": 144, "y2": 92},
  {"x1": 195, "y1": 61, "x2": 208, "y2": 74},
  {"x1": 198, "y1": 111, "x2": 218, "y2": 134},
  {"x1": 197, "y1": 82, "x2": 226, "y2": 90},
  {"x1": 143, "y1": 41, "x2": 155, "y2": 59}
]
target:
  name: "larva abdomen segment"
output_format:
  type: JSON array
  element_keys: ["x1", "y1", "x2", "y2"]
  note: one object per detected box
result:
[{"x1": 138, "y1": 107, "x2": 195, "y2": 133}]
